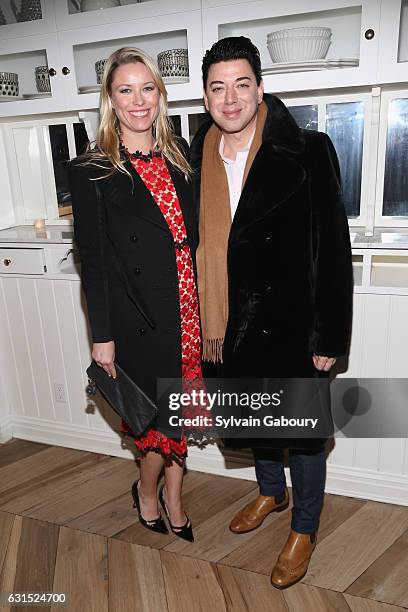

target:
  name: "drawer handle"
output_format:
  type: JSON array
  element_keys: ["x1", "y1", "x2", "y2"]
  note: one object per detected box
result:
[{"x1": 3, "y1": 258, "x2": 11, "y2": 267}]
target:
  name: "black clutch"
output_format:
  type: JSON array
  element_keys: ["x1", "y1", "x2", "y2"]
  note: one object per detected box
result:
[{"x1": 86, "y1": 361, "x2": 158, "y2": 437}]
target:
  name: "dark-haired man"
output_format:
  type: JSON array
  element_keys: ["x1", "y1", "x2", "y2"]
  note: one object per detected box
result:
[{"x1": 190, "y1": 37, "x2": 353, "y2": 589}]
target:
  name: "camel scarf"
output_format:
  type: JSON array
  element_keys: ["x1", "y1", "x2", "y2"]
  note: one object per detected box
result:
[{"x1": 197, "y1": 101, "x2": 268, "y2": 362}]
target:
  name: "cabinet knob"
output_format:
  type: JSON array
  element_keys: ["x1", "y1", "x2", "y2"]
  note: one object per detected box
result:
[
  {"x1": 62, "y1": 67, "x2": 71, "y2": 76},
  {"x1": 364, "y1": 29, "x2": 375, "y2": 40},
  {"x1": 48, "y1": 68, "x2": 56, "y2": 77},
  {"x1": 3, "y1": 259, "x2": 11, "y2": 267}
]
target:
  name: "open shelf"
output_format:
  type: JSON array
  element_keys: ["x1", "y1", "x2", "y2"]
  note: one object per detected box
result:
[
  {"x1": 218, "y1": 6, "x2": 361, "y2": 74},
  {"x1": 73, "y1": 29, "x2": 189, "y2": 91}
]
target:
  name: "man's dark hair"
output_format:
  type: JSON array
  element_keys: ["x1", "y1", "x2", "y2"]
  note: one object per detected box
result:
[{"x1": 202, "y1": 36, "x2": 262, "y2": 89}]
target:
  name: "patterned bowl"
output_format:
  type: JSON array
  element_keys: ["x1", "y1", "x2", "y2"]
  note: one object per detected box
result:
[
  {"x1": 95, "y1": 59, "x2": 107, "y2": 84},
  {"x1": 35, "y1": 66, "x2": 51, "y2": 93},
  {"x1": 0, "y1": 72, "x2": 19, "y2": 97},
  {"x1": 157, "y1": 49, "x2": 189, "y2": 78}
]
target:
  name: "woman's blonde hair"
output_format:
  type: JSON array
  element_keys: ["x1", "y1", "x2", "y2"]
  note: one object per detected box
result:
[{"x1": 82, "y1": 47, "x2": 191, "y2": 180}]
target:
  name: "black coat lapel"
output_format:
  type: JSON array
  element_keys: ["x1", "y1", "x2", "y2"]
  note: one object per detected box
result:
[
  {"x1": 230, "y1": 143, "x2": 306, "y2": 236},
  {"x1": 99, "y1": 158, "x2": 169, "y2": 233}
]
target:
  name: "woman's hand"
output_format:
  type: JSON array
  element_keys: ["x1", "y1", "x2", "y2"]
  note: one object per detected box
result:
[
  {"x1": 92, "y1": 341, "x2": 117, "y2": 378},
  {"x1": 313, "y1": 355, "x2": 337, "y2": 371}
]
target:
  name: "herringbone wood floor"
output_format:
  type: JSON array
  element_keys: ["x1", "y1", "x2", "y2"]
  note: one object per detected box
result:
[{"x1": 0, "y1": 438, "x2": 407, "y2": 612}]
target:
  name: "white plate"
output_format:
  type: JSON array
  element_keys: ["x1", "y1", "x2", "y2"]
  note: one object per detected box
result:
[
  {"x1": 262, "y1": 58, "x2": 359, "y2": 75},
  {"x1": 23, "y1": 92, "x2": 52, "y2": 99},
  {"x1": 0, "y1": 95, "x2": 24, "y2": 102},
  {"x1": 162, "y1": 76, "x2": 189, "y2": 85},
  {"x1": 78, "y1": 84, "x2": 101, "y2": 93}
]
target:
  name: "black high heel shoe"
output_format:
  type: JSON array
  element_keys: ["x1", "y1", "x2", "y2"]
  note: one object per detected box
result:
[
  {"x1": 131, "y1": 479, "x2": 168, "y2": 534},
  {"x1": 159, "y1": 485, "x2": 194, "y2": 542}
]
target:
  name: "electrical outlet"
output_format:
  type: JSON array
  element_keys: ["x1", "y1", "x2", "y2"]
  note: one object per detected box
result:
[{"x1": 54, "y1": 383, "x2": 67, "y2": 403}]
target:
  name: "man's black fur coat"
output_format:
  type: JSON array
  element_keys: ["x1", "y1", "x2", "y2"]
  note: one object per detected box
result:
[{"x1": 190, "y1": 93, "x2": 353, "y2": 450}]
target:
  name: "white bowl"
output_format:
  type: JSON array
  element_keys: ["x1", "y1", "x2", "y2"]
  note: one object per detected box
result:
[
  {"x1": 267, "y1": 27, "x2": 332, "y2": 40},
  {"x1": 267, "y1": 36, "x2": 331, "y2": 63}
]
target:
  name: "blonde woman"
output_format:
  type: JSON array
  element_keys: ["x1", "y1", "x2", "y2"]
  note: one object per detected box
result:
[{"x1": 68, "y1": 47, "x2": 202, "y2": 542}]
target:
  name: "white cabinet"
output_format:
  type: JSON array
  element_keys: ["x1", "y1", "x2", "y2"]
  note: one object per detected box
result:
[
  {"x1": 0, "y1": 246, "x2": 46, "y2": 274},
  {"x1": 54, "y1": 0, "x2": 200, "y2": 30},
  {"x1": 0, "y1": 5, "x2": 203, "y2": 116},
  {"x1": 0, "y1": 33, "x2": 64, "y2": 116},
  {"x1": 57, "y1": 10, "x2": 203, "y2": 108},
  {"x1": 203, "y1": 0, "x2": 381, "y2": 93},
  {"x1": 377, "y1": 0, "x2": 408, "y2": 84},
  {"x1": 0, "y1": 0, "x2": 56, "y2": 39},
  {"x1": 0, "y1": 0, "x2": 407, "y2": 118}
]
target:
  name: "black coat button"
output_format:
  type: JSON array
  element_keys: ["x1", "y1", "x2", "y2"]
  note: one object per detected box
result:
[
  {"x1": 167, "y1": 266, "x2": 174, "y2": 273},
  {"x1": 130, "y1": 235, "x2": 138, "y2": 243},
  {"x1": 265, "y1": 235, "x2": 273, "y2": 243},
  {"x1": 133, "y1": 267, "x2": 141, "y2": 275},
  {"x1": 261, "y1": 329, "x2": 269, "y2": 335},
  {"x1": 138, "y1": 328, "x2": 146, "y2": 336},
  {"x1": 265, "y1": 285, "x2": 272, "y2": 293}
]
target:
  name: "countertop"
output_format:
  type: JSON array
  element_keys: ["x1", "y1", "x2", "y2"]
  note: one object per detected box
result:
[
  {"x1": 1, "y1": 225, "x2": 408, "y2": 249},
  {"x1": 0, "y1": 225, "x2": 74, "y2": 244}
]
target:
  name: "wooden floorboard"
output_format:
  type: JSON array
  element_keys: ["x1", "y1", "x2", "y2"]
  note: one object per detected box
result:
[
  {"x1": 0, "y1": 439, "x2": 50, "y2": 469},
  {"x1": 52, "y1": 526, "x2": 108, "y2": 612},
  {"x1": 346, "y1": 528, "x2": 408, "y2": 608},
  {"x1": 303, "y1": 501, "x2": 408, "y2": 592},
  {"x1": 0, "y1": 452, "x2": 106, "y2": 513},
  {"x1": 109, "y1": 539, "x2": 168, "y2": 612},
  {"x1": 160, "y1": 551, "x2": 228, "y2": 612},
  {"x1": 0, "y1": 438, "x2": 407, "y2": 611}
]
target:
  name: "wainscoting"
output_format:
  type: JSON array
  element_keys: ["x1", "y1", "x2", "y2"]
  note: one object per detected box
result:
[{"x1": 0, "y1": 276, "x2": 408, "y2": 506}]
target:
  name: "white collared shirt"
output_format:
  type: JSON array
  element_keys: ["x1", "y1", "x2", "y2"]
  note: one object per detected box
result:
[{"x1": 219, "y1": 129, "x2": 256, "y2": 219}]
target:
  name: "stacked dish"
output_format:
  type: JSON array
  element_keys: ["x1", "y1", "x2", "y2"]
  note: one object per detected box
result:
[{"x1": 267, "y1": 27, "x2": 332, "y2": 63}]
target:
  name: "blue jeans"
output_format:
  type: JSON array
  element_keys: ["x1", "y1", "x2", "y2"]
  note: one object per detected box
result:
[{"x1": 253, "y1": 446, "x2": 326, "y2": 534}]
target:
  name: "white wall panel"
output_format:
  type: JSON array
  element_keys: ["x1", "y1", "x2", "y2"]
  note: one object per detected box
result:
[
  {"x1": 70, "y1": 280, "x2": 113, "y2": 432},
  {"x1": 35, "y1": 280, "x2": 67, "y2": 423},
  {"x1": 0, "y1": 278, "x2": 22, "y2": 417},
  {"x1": 53, "y1": 280, "x2": 87, "y2": 427},
  {"x1": 2, "y1": 277, "x2": 38, "y2": 418},
  {"x1": 386, "y1": 296, "x2": 408, "y2": 376},
  {"x1": 18, "y1": 279, "x2": 55, "y2": 420}
]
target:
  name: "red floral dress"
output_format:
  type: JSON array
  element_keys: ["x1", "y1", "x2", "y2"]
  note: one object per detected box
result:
[{"x1": 120, "y1": 151, "x2": 206, "y2": 463}]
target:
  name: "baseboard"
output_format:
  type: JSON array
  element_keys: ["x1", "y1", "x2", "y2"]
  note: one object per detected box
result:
[
  {"x1": 10, "y1": 416, "x2": 408, "y2": 506},
  {"x1": 0, "y1": 413, "x2": 13, "y2": 443}
]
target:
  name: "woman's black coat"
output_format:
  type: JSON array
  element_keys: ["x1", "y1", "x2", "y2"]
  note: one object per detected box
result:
[
  {"x1": 68, "y1": 145, "x2": 197, "y2": 406},
  {"x1": 190, "y1": 93, "x2": 353, "y2": 450}
]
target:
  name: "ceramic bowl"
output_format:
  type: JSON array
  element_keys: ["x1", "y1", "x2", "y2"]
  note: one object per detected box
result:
[
  {"x1": 267, "y1": 36, "x2": 331, "y2": 62},
  {"x1": 95, "y1": 59, "x2": 107, "y2": 84},
  {"x1": 35, "y1": 66, "x2": 51, "y2": 93},
  {"x1": 267, "y1": 27, "x2": 332, "y2": 40},
  {"x1": 157, "y1": 49, "x2": 189, "y2": 78},
  {"x1": 0, "y1": 72, "x2": 19, "y2": 97}
]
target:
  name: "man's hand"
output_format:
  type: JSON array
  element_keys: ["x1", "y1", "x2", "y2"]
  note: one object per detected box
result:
[
  {"x1": 313, "y1": 355, "x2": 336, "y2": 371},
  {"x1": 92, "y1": 340, "x2": 117, "y2": 378}
]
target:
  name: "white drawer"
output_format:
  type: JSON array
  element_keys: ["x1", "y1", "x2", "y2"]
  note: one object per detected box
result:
[{"x1": 0, "y1": 248, "x2": 46, "y2": 275}]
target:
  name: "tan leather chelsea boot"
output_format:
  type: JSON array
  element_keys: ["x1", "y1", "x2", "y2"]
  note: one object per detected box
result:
[
  {"x1": 271, "y1": 529, "x2": 317, "y2": 589},
  {"x1": 229, "y1": 487, "x2": 289, "y2": 533}
]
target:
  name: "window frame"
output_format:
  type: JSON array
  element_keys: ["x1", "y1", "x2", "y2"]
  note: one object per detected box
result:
[{"x1": 375, "y1": 88, "x2": 408, "y2": 228}]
